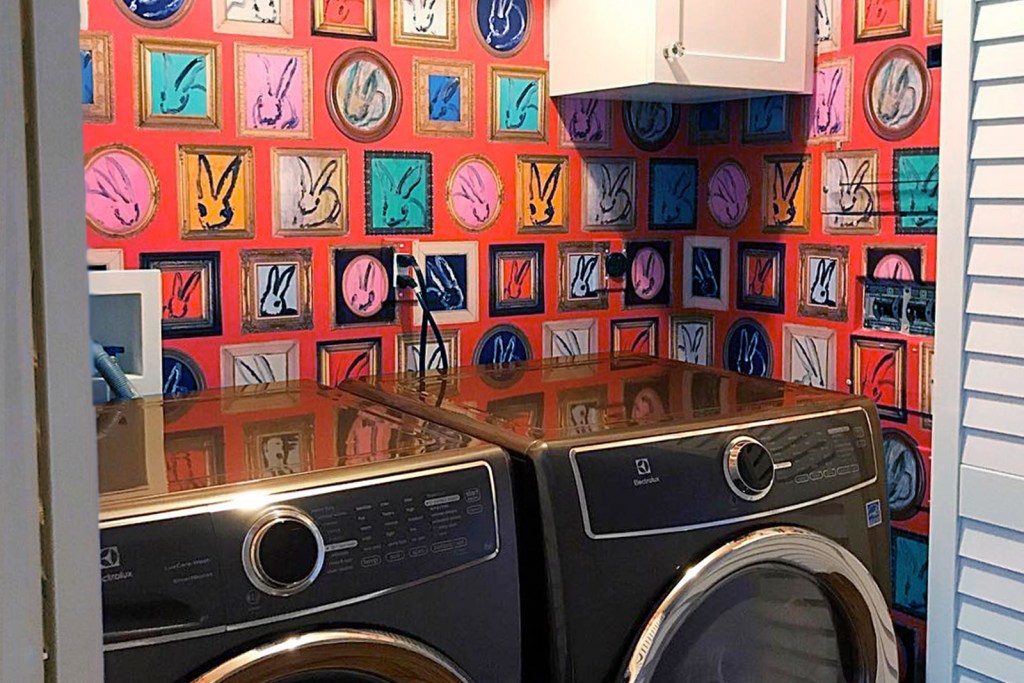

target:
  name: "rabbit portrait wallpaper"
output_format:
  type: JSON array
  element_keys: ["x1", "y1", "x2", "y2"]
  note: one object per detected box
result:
[{"x1": 83, "y1": 0, "x2": 939, "y2": 677}]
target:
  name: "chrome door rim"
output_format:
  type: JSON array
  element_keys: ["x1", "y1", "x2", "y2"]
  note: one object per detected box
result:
[
  {"x1": 193, "y1": 629, "x2": 471, "y2": 683},
  {"x1": 621, "y1": 526, "x2": 899, "y2": 683}
]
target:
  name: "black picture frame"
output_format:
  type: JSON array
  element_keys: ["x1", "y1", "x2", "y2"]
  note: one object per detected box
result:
[
  {"x1": 139, "y1": 251, "x2": 222, "y2": 339},
  {"x1": 736, "y1": 242, "x2": 786, "y2": 314},
  {"x1": 332, "y1": 246, "x2": 397, "y2": 327},
  {"x1": 489, "y1": 243, "x2": 545, "y2": 317},
  {"x1": 625, "y1": 240, "x2": 672, "y2": 308}
]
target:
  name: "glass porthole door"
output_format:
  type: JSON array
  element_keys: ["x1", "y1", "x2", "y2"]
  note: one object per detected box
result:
[{"x1": 622, "y1": 527, "x2": 899, "y2": 683}]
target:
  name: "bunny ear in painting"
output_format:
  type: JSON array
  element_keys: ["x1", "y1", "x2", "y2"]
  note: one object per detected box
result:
[
  {"x1": 237, "y1": 45, "x2": 311, "y2": 138},
  {"x1": 85, "y1": 145, "x2": 160, "y2": 238},
  {"x1": 137, "y1": 37, "x2": 221, "y2": 130},
  {"x1": 328, "y1": 48, "x2": 401, "y2": 143}
]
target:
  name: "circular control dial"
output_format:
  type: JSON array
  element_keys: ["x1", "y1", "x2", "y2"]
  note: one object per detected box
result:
[
  {"x1": 243, "y1": 507, "x2": 325, "y2": 597},
  {"x1": 724, "y1": 437, "x2": 775, "y2": 501}
]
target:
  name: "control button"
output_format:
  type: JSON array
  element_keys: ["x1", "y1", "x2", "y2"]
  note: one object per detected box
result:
[
  {"x1": 431, "y1": 541, "x2": 454, "y2": 554},
  {"x1": 465, "y1": 488, "x2": 482, "y2": 503},
  {"x1": 454, "y1": 537, "x2": 469, "y2": 550},
  {"x1": 467, "y1": 504, "x2": 484, "y2": 516},
  {"x1": 724, "y1": 437, "x2": 775, "y2": 502},
  {"x1": 386, "y1": 551, "x2": 405, "y2": 563},
  {"x1": 243, "y1": 507, "x2": 325, "y2": 598},
  {"x1": 361, "y1": 555, "x2": 381, "y2": 568},
  {"x1": 409, "y1": 546, "x2": 428, "y2": 558}
]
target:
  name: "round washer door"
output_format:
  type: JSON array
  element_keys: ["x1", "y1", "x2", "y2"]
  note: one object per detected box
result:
[
  {"x1": 622, "y1": 527, "x2": 899, "y2": 683},
  {"x1": 193, "y1": 630, "x2": 470, "y2": 683}
]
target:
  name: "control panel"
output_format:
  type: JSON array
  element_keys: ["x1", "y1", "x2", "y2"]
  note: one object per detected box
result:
[
  {"x1": 572, "y1": 409, "x2": 877, "y2": 537},
  {"x1": 100, "y1": 463, "x2": 497, "y2": 645}
]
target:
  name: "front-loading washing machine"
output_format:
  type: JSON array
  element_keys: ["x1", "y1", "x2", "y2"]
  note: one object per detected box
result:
[
  {"x1": 343, "y1": 354, "x2": 900, "y2": 682},
  {"x1": 96, "y1": 381, "x2": 520, "y2": 683}
]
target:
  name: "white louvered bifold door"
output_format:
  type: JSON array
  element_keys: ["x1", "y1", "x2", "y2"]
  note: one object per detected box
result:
[{"x1": 930, "y1": 1, "x2": 1024, "y2": 681}]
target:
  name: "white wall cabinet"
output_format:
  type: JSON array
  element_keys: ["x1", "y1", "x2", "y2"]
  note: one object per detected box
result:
[{"x1": 548, "y1": 0, "x2": 816, "y2": 102}]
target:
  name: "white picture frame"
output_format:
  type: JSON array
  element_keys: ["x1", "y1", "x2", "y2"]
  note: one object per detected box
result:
[
  {"x1": 543, "y1": 318, "x2": 598, "y2": 359},
  {"x1": 671, "y1": 314, "x2": 714, "y2": 366},
  {"x1": 683, "y1": 236, "x2": 730, "y2": 311},
  {"x1": 220, "y1": 340, "x2": 300, "y2": 388},
  {"x1": 87, "y1": 248, "x2": 124, "y2": 271},
  {"x1": 213, "y1": 0, "x2": 295, "y2": 38},
  {"x1": 783, "y1": 324, "x2": 837, "y2": 390},
  {"x1": 412, "y1": 240, "x2": 480, "y2": 325}
]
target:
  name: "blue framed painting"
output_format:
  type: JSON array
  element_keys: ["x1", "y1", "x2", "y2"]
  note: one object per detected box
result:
[
  {"x1": 414, "y1": 59, "x2": 474, "y2": 138},
  {"x1": 365, "y1": 151, "x2": 434, "y2": 235},
  {"x1": 81, "y1": 32, "x2": 113, "y2": 123},
  {"x1": 725, "y1": 318, "x2": 774, "y2": 378},
  {"x1": 894, "y1": 148, "x2": 939, "y2": 234},
  {"x1": 115, "y1": 0, "x2": 194, "y2": 27},
  {"x1": 474, "y1": 0, "x2": 532, "y2": 57},
  {"x1": 625, "y1": 240, "x2": 672, "y2": 308},
  {"x1": 414, "y1": 241, "x2": 480, "y2": 324},
  {"x1": 649, "y1": 159, "x2": 698, "y2": 230},
  {"x1": 689, "y1": 102, "x2": 730, "y2": 145},
  {"x1": 490, "y1": 65, "x2": 547, "y2": 142},
  {"x1": 742, "y1": 95, "x2": 791, "y2": 144},
  {"x1": 684, "y1": 236, "x2": 730, "y2": 311},
  {"x1": 162, "y1": 349, "x2": 206, "y2": 399},
  {"x1": 474, "y1": 325, "x2": 533, "y2": 365},
  {"x1": 892, "y1": 528, "x2": 928, "y2": 620}
]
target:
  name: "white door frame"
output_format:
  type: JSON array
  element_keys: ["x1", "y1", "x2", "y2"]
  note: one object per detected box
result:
[
  {"x1": 2, "y1": 0, "x2": 105, "y2": 680},
  {"x1": 927, "y1": 0, "x2": 975, "y2": 679}
]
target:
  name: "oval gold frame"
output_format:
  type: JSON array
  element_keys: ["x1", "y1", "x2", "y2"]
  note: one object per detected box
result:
[
  {"x1": 471, "y1": 0, "x2": 533, "y2": 59},
  {"x1": 113, "y1": 0, "x2": 196, "y2": 28},
  {"x1": 446, "y1": 154, "x2": 505, "y2": 233},
  {"x1": 84, "y1": 143, "x2": 161, "y2": 240},
  {"x1": 326, "y1": 48, "x2": 403, "y2": 144},
  {"x1": 706, "y1": 158, "x2": 751, "y2": 230},
  {"x1": 864, "y1": 45, "x2": 932, "y2": 142}
]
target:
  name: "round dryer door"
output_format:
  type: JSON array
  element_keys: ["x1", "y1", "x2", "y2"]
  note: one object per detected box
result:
[
  {"x1": 621, "y1": 527, "x2": 899, "y2": 683},
  {"x1": 193, "y1": 630, "x2": 470, "y2": 683}
]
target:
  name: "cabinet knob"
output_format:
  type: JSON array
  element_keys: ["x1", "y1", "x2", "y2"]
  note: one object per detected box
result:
[{"x1": 663, "y1": 42, "x2": 686, "y2": 60}]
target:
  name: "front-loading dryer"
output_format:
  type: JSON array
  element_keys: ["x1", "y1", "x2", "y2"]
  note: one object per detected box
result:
[
  {"x1": 343, "y1": 354, "x2": 900, "y2": 682},
  {"x1": 96, "y1": 381, "x2": 520, "y2": 683}
]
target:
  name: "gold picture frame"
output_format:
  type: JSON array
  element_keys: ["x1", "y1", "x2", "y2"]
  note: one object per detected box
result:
[
  {"x1": 134, "y1": 36, "x2": 222, "y2": 130},
  {"x1": 516, "y1": 154, "x2": 569, "y2": 234},
  {"x1": 81, "y1": 32, "x2": 114, "y2": 123},
  {"x1": 235, "y1": 43, "x2": 313, "y2": 139},
  {"x1": 177, "y1": 144, "x2": 256, "y2": 240},
  {"x1": 213, "y1": 0, "x2": 295, "y2": 38},
  {"x1": 271, "y1": 148, "x2": 349, "y2": 237},
  {"x1": 244, "y1": 415, "x2": 315, "y2": 480},
  {"x1": 240, "y1": 249, "x2": 314, "y2": 333},
  {"x1": 855, "y1": 0, "x2": 910, "y2": 42},
  {"x1": 413, "y1": 58, "x2": 474, "y2": 138},
  {"x1": 798, "y1": 244, "x2": 849, "y2": 322},
  {"x1": 921, "y1": 341, "x2": 934, "y2": 428},
  {"x1": 926, "y1": 0, "x2": 942, "y2": 35},
  {"x1": 762, "y1": 154, "x2": 812, "y2": 234},
  {"x1": 558, "y1": 241, "x2": 609, "y2": 312},
  {"x1": 489, "y1": 65, "x2": 548, "y2": 143},
  {"x1": 851, "y1": 336, "x2": 907, "y2": 421},
  {"x1": 313, "y1": 0, "x2": 376, "y2": 38},
  {"x1": 392, "y1": 0, "x2": 458, "y2": 50}
]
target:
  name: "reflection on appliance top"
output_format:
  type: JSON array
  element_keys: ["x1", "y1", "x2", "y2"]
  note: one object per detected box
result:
[
  {"x1": 348, "y1": 354, "x2": 866, "y2": 446},
  {"x1": 95, "y1": 380, "x2": 492, "y2": 521}
]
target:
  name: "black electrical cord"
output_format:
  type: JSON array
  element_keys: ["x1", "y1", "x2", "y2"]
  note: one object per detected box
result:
[{"x1": 395, "y1": 255, "x2": 450, "y2": 380}]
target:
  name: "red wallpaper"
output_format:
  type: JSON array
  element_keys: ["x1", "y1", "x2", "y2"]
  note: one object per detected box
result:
[{"x1": 83, "y1": 0, "x2": 937, "y2": 677}]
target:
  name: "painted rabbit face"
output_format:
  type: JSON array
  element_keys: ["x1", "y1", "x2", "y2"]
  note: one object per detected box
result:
[
  {"x1": 653, "y1": 162, "x2": 696, "y2": 227},
  {"x1": 121, "y1": 0, "x2": 189, "y2": 23},
  {"x1": 732, "y1": 328, "x2": 770, "y2": 377},
  {"x1": 481, "y1": 0, "x2": 527, "y2": 52},
  {"x1": 676, "y1": 325, "x2": 707, "y2": 364},
  {"x1": 85, "y1": 149, "x2": 156, "y2": 236},
  {"x1": 591, "y1": 162, "x2": 634, "y2": 226},
  {"x1": 627, "y1": 101, "x2": 672, "y2": 140},
  {"x1": 826, "y1": 156, "x2": 875, "y2": 228},
  {"x1": 815, "y1": 0, "x2": 834, "y2": 44},
  {"x1": 770, "y1": 160, "x2": 805, "y2": 227},
  {"x1": 257, "y1": 264, "x2": 298, "y2": 318},
  {"x1": 247, "y1": 54, "x2": 301, "y2": 131},
  {"x1": 897, "y1": 155, "x2": 939, "y2": 230},
  {"x1": 569, "y1": 254, "x2": 600, "y2": 299},
  {"x1": 450, "y1": 160, "x2": 500, "y2": 230},
  {"x1": 195, "y1": 154, "x2": 243, "y2": 232},
  {"x1": 564, "y1": 98, "x2": 607, "y2": 144},
  {"x1": 631, "y1": 248, "x2": 666, "y2": 301},
  {"x1": 425, "y1": 255, "x2": 467, "y2": 311},
  {"x1": 500, "y1": 77, "x2": 539, "y2": 132},
  {"x1": 809, "y1": 257, "x2": 838, "y2": 307},
  {"x1": 225, "y1": 0, "x2": 279, "y2": 23},
  {"x1": 708, "y1": 162, "x2": 750, "y2": 228},
  {"x1": 342, "y1": 255, "x2": 388, "y2": 317},
  {"x1": 692, "y1": 248, "x2": 720, "y2": 299},
  {"x1": 404, "y1": 0, "x2": 444, "y2": 35},
  {"x1": 812, "y1": 66, "x2": 845, "y2": 138},
  {"x1": 527, "y1": 162, "x2": 563, "y2": 227},
  {"x1": 163, "y1": 269, "x2": 202, "y2": 320},
  {"x1": 377, "y1": 162, "x2": 427, "y2": 228},
  {"x1": 155, "y1": 52, "x2": 207, "y2": 117},
  {"x1": 872, "y1": 56, "x2": 924, "y2": 131},
  {"x1": 288, "y1": 156, "x2": 342, "y2": 230},
  {"x1": 792, "y1": 336, "x2": 827, "y2": 388},
  {"x1": 340, "y1": 60, "x2": 393, "y2": 130}
]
